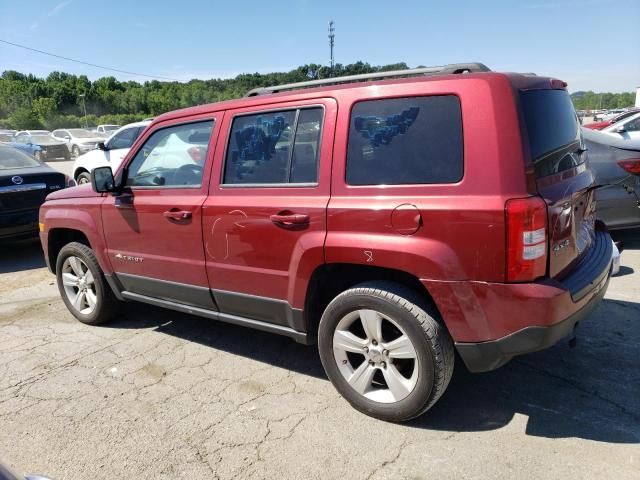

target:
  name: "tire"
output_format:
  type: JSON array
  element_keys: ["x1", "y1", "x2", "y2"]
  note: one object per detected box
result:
[
  {"x1": 55, "y1": 242, "x2": 121, "y2": 325},
  {"x1": 318, "y1": 281, "x2": 454, "y2": 422},
  {"x1": 34, "y1": 151, "x2": 42, "y2": 161},
  {"x1": 76, "y1": 172, "x2": 91, "y2": 185},
  {"x1": 72, "y1": 145, "x2": 80, "y2": 158}
]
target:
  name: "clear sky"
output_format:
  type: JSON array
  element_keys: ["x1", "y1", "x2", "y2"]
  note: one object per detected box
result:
[{"x1": 1, "y1": 0, "x2": 638, "y2": 92}]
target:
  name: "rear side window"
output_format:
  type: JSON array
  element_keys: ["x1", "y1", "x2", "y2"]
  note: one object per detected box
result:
[
  {"x1": 520, "y1": 90, "x2": 582, "y2": 177},
  {"x1": 346, "y1": 96, "x2": 463, "y2": 185},
  {"x1": 223, "y1": 107, "x2": 323, "y2": 185}
]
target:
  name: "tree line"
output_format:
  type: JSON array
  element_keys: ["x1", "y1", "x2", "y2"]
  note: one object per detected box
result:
[{"x1": 0, "y1": 62, "x2": 635, "y2": 130}]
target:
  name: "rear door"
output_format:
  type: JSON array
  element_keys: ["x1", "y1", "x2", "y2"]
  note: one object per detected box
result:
[
  {"x1": 519, "y1": 88, "x2": 596, "y2": 278},
  {"x1": 101, "y1": 116, "x2": 220, "y2": 308},
  {"x1": 202, "y1": 99, "x2": 336, "y2": 330}
]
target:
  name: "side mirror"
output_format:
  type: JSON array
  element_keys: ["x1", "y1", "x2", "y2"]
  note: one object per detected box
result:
[
  {"x1": 91, "y1": 166, "x2": 116, "y2": 193},
  {"x1": 97, "y1": 141, "x2": 107, "y2": 151},
  {"x1": 615, "y1": 125, "x2": 626, "y2": 133}
]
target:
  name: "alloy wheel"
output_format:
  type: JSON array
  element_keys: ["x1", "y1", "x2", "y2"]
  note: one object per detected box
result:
[
  {"x1": 61, "y1": 256, "x2": 98, "y2": 315},
  {"x1": 332, "y1": 309, "x2": 419, "y2": 403}
]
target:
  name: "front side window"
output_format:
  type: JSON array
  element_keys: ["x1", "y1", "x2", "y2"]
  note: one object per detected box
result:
[
  {"x1": 125, "y1": 120, "x2": 213, "y2": 188},
  {"x1": 107, "y1": 127, "x2": 140, "y2": 150},
  {"x1": 346, "y1": 96, "x2": 463, "y2": 185},
  {"x1": 223, "y1": 107, "x2": 323, "y2": 185},
  {"x1": 623, "y1": 116, "x2": 640, "y2": 132}
]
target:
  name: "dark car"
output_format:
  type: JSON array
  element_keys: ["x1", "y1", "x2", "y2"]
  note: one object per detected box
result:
[
  {"x1": 7, "y1": 132, "x2": 70, "y2": 161},
  {"x1": 583, "y1": 127, "x2": 640, "y2": 230},
  {"x1": 40, "y1": 63, "x2": 613, "y2": 422},
  {"x1": 0, "y1": 145, "x2": 73, "y2": 240}
]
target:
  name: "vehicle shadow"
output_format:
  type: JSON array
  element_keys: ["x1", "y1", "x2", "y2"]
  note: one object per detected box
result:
[
  {"x1": 108, "y1": 297, "x2": 640, "y2": 444},
  {"x1": 0, "y1": 238, "x2": 46, "y2": 274}
]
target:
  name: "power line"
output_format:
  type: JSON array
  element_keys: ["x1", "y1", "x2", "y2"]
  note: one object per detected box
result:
[{"x1": 0, "y1": 38, "x2": 181, "y2": 82}]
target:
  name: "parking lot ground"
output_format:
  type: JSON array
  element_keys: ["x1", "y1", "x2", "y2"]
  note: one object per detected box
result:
[
  {"x1": 0, "y1": 232, "x2": 639, "y2": 479},
  {"x1": 45, "y1": 160, "x2": 74, "y2": 178}
]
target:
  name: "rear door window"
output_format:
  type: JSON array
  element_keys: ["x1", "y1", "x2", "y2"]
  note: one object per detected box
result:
[
  {"x1": 346, "y1": 96, "x2": 463, "y2": 185},
  {"x1": 223, "y1": 107, "x2": 323, "y2": 185}
]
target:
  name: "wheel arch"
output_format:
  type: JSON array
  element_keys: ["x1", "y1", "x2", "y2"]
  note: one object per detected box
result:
[{"x1": 304, "y1": 263, "x2": 443, "y2": 339}]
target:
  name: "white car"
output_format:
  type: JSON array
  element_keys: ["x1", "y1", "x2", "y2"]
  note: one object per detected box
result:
[
  {"x1": 601, "y1": 111, "x2": 640, "y2": 141},
  {"x1": 95, "y1": 124, "x2": 121, "y2": 136},
  {"x1": 51, "y1": 128, "x2": 105, "y2": 158},
  {"x1": 72, "y1": 121, "x2": 151, "y2": 184}
]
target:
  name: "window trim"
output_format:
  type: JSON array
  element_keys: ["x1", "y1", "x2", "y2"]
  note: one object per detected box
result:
[
  {"x1": 122, "y1": 118, "x2": 216, "y2": 190},
  {"x1": 220, "y1": 104, "x2": 325, "y2": 188},
  {"x1": 345, "y1": 94, "x2": 464, "y2": 187}
]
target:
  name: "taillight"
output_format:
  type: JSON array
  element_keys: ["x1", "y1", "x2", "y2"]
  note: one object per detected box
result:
[
  {"x1": 618, "y1": 159, "x2": 640, "y2": 176},
  {"x1": 506, "y1": 196, "x2": 548, "y2": 282},
  {"x1": 188, "y1": 146, "x2": 202, "y2": 163}
]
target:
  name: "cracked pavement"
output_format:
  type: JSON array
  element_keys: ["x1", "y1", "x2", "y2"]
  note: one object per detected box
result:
[{"x1": 0, "y1": 231, "x2": 639, "y2": 479}]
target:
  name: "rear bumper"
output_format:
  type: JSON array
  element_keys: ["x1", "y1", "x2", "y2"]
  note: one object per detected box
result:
[
  {"x1": 423, "y1": 230, "x2": 613, "y2": 372},
  {"x1": 455, "y1": 273, "x2": 609, "y2": 372}
]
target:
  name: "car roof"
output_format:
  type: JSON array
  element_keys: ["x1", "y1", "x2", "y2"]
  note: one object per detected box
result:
[{"x1": 151, "y1": 70, "x2": 562, "y2": 125}]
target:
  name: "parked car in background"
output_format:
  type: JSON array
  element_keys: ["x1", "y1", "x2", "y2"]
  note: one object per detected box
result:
[
  {"x1": 72, "y1": 120, "x2": 150, "y2": 183},
  {"x1": 6, "y1": 132, "x2": 70, "y2": 161},
  {"x1": 51, "y1": 128, "x2": 104, "y2": 158},
  {"x1": 96, "y1": 124, "x2": 120, "y2": 136},
  {"x1": 583, "y1": 127, "x2": 640, "y2": 230},
  {"x1": 0, "y1": 145, "x2": 73, "y2": 240},
  {"x1": 41, "y1": 63, "x2": 613, "y2": 422},
  {"x1": 0, "y1": 130, "x2": 16, "y2": 143},
  {"x1": 601, "y1": 112, "x2": 640, "y2": 140},
  {"x1": 584, "y1": 109, "x2": 639, "y2": 130},
  {"x1": 593, "y1": 109, "x2": 625, "y2": 122}
]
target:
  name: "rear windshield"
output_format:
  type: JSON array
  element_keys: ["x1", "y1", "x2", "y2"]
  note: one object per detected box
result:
[
  {"x1": 0, "y1": 146, "x2": 41, "y2": 169},
  {"x1": 520, "y1": 89, "x2": 580, "y2": 161}
]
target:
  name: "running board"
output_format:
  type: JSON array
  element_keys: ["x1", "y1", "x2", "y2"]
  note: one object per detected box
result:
[{"x1": 120, "y1": 291, "x2": 311, "y2": 345}]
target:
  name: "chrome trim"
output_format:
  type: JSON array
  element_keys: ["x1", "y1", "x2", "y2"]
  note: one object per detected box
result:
[{"x1": 0, "y1": 182, "x2": 47, "y2": 193}]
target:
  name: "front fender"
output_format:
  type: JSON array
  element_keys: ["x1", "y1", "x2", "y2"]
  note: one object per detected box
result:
[{"x1": 40, "y1": 198, "x2": 110, "y2": 273}]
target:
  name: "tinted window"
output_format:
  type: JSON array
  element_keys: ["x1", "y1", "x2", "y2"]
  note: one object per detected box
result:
[
  {"x1": 624, "y1": 116, "x2": 640, "y2": 132},
  {"x1": 223, "y1": 107, "x2": 323, "y2": 185},
  {"x1": 0, "y1": 146, "x2": 41, "y2": 169},
  {"x1": 346, "y1": 96, "x2": 463, "y2": 185},
  {"x1": 520, "y1": 90, "x2": 580, "y2": 160},
  {"x1": 107, "y1": 127, "x2": 140, "y2": 149},
  {"x1": 126, "y1": 120, "x2": 213, "y2": 188}
]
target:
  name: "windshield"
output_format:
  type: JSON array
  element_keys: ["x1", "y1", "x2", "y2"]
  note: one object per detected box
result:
[
  {"x1": 67, "y1": 129, "x2": 97, "y2": 138},
  {"x1": 0, "y1": 146, "x2": 41, "y2": 169},
  {"x1": 31, "y1": 135, "x2": 54, "y2": 143}
]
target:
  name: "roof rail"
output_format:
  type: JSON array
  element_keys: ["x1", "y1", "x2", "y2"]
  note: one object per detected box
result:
[{"x1": 244, "y1": 62, "x2": 491, "y2": 97}]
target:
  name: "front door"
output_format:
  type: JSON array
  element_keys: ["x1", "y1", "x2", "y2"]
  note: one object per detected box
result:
[
  {"x1": 202, "y1": 99, "x2": 336, "y2": 330},
  {"x1": 101, "y1": 115, "x2": 220, "y2": 308}
]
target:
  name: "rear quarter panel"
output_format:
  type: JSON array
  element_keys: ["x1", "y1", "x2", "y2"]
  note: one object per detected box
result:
[{"x1": 326, "y1": 74, "x2": 527, "y2": 282}]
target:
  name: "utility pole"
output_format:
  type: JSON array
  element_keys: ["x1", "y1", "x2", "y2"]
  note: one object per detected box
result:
[
  {"x1": 328, "y1": 21, "x2": 335, "y2": 77},
  {"x1": 79, "y1": 93, "x2": 88, "y2": 128}
]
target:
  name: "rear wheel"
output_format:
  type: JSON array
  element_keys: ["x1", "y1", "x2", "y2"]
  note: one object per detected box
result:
[
  {"x1": 76, "y1": 172, "x2": 91, "y2": 185},
  {"x1": 72, "y1": 145, "x2": 80, "y2": 158},
  {"x1": 56, "y1": 242, "x2": 121, "y2": 325},
  {"x1": 318, "y1": 281, "x2": 454, "y2": 422}
]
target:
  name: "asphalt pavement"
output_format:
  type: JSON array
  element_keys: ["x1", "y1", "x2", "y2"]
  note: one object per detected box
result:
[{"x1": 0, "y1": 230, "x2": 638, "y2": 479}]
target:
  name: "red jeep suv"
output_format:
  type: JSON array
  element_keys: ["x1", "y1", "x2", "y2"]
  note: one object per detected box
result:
[{"x1": 39, "y1": 63, "x2": 612, "y2": 421}]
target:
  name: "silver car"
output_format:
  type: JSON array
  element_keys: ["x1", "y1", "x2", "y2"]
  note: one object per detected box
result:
[{"x1": 583, "y1": 127, "x2": 640, "y2": 230}]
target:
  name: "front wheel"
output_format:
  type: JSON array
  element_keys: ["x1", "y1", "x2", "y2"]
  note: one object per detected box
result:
[
  {"x1": 72, "y1": 145, "x2": 80, "y2": 158},
  {"x1": 318, "y1": 281, "x2": 454, "y2": 422},
  {"x1": 76, "y1": 172, "x2": 91, "y2": 185},
  {"x1": 34, "y1": 151, "x2": 42, "y2": 161},
  {"x1": 56, "y1": 242, "x2": 121, "y2": 325}
]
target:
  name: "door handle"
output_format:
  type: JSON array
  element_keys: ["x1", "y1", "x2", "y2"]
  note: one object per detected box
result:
[
  {"x1": 164, "y1": 209, "x2": 193, "y2": 220},
  {"x1": 270, "y1": 213, "x2": 310, "y2": 226}
]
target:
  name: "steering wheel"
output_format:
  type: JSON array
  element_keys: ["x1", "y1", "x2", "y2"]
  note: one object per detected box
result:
[{"x1": 174, "y1": 163, "x2": 203, "y2": 185}]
